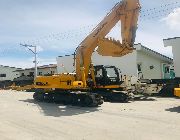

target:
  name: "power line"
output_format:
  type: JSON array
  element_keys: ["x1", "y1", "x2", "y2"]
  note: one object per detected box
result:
[
  {"x1": 140, "y1": 1, "x2": 179, "y2": 13},
  {"x1": 21, "y1": 1, "x2": 180, "y2": 47},
  {"x1": 140, "y1": 1, "x2": 180, "y2": 19}
]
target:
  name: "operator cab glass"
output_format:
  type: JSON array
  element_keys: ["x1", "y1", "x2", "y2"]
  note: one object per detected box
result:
[{"x1": 94, "y1": 65, "x2": 123, "y2": 86}]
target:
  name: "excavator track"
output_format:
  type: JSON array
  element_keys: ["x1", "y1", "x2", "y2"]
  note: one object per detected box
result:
[
  {"x1": 95, "y1": 90, "x2": 130, "y2": 103},
  {"x1": 33, "y1": 89, "x2": 103, "y2": 107}
]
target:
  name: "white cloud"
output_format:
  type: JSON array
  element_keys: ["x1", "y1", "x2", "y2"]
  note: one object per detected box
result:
[{"x1": 163, "y1": 8, "x2": 180, "y2": 30}]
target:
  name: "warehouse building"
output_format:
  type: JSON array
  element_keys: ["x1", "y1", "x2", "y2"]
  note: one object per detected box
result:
[
  {"x1": 11, "y1": 64, "x2": 57, "y2": 87},
  {"x1": 15, "y1": 64, "x2": 57, "y2": 77},
  {"x1": 0, "y1": 65, "x2": 22, "y2": 88},
  {"x1": 0, "y1": 65, "x2": 21, "y2": 81},
  {"x1": 57, "y1": 43, "x2": 173, "y2": 80}
]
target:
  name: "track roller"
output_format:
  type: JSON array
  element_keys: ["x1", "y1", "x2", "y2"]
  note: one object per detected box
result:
[{"x1": 100, "y1": 90, "x2": 130, "y2": 103}]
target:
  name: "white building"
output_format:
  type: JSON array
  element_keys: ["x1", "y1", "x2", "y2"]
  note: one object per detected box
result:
[
  {"x1": 0, "y1": 65, "x2": 21, "y2": 81},
  {"x1": 57, "y1": 44, "x2": 173, "y2": 80},
  {"x1": 15, "y1": 64, "x2": 57, "y2": 77},
  {"x1": 163, "y1": 37, "x2": 180, "y2": 78}
]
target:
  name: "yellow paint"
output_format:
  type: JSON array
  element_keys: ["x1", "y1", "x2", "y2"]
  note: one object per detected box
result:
[
  {"x1": 174, "y1": 88, "x2": 180, "y2": 97},
  {"x1": 96, "y1": 85, "x2": 122, "y2": 89},
  {"x1": 35, "y1": 74, "x2": 85, "y2": 90},
  {"x1": 10, "y1": 84, "x2": 34, "y2": 91}
]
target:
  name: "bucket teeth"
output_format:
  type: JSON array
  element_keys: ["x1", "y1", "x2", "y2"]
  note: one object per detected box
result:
[{"x1": 97, "y1": 37, "x2": 134, "y2": 57}]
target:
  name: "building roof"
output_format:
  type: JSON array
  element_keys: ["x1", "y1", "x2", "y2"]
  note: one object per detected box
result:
[
  {"x1": 58, "y1": 54, "x2": 74, "y2": 57},
  {"x1": 135, "y1": 43, "x2": 173, "y2": 63},
  {"x1": 58, "y1": 43, "x2": 173, "y2": 63},
  {"x1": 163, "y1": 37, "x2": 180, "y2": 47},
  {"x1": 15, "y1": 64, "x2": 57, "y2": 71},
  {"x1": 38, "y1": 64, "x2": 57, "y2": 69},
  {"x1": 0, "y1": 65, "x2": 22, "y2": 69},
  {"x1": 163, "y1": 37, "x2": 180, "y2": 40}
]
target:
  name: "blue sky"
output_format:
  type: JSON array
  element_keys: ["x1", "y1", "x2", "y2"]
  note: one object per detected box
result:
[{"x1": 0, "y1": 0, "x2": 180, "y2": 68}]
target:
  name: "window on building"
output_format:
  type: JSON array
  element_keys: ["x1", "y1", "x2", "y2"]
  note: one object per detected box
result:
[
  {"x1": 39, "y1": 72, "x2": 42, "y2": 75},
  {"x1": 137, "y1": 64, "x2": 142, "y2": 72},
  {"x1": 51, "y1": 71, "x2": 55, "y2": 74},
  {"x1": 21, "y1": 73, "x2": 25, "y2": 76},
  {"x1": 165, "y1": 67, "x2": 170, "y2": 74},
  {"x1": 137, "y1": 64, "x2": 143, "y2": 79},
  {"x1": 0, "y1": 74, "x2": 6, "y2": 77},
  {"x1": 29, "y1": 72, "x2": 34, "y2": 76}
]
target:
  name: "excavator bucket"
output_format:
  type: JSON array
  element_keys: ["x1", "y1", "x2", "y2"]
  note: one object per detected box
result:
[{"x1": 97, "y1": 38, "x2": 134, "y2": 57}]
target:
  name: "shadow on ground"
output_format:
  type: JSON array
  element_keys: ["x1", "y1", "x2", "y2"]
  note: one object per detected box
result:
[
  {"x1": 133, "y1": 96, "x2": 156, "y2": 102},
  {"x1": 165, "y1": 106, "x2": 180, "y2": 113},
  {"x1": 153, "y1": 96, "x2": 179, "y2": 99},
  {"x1": 19, "y1": 99, "x2": 100, "y2": 117}
]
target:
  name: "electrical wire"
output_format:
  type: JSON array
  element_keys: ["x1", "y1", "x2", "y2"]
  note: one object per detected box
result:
[{"x1": 21, "y1": 1, "x2": 180, "y2": 49}]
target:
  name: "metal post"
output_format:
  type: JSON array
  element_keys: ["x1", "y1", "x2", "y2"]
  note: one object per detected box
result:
[
  {"x1": 20, "y1": 44, "x2": 38, "y2": 80},
  {"x1": 34, "y1": 46, "x2": 37, "y2": 79}
]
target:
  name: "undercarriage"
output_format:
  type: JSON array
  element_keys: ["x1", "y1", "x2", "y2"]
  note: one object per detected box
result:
[
  {"x1": 33, "y1": 89, "x2": 103, "y2": 107},
  {"x1": 33, "y1": 88, "x2": 130, "y2": 108},
  {"x1": 33, "y1": 65, "x2": 131, "y2": 107}
]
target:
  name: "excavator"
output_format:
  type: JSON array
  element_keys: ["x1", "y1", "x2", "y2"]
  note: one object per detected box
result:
[{"x1": 33, "y1": 0, "x2": 141, "y2": 107}]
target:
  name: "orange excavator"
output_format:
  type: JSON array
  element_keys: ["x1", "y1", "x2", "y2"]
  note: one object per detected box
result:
[{"x1": 34, "y1": 0, "x2": 141, "y2": 107}]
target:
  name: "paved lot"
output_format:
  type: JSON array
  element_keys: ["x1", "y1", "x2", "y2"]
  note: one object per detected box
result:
[{"x1": 0, "y1": 90, "x2": 180, "y2": 140}]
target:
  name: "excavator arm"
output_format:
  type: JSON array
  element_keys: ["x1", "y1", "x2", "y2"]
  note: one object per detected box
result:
[{"x1": 75, "y1": 0, "x2": 140, "y2": 83}]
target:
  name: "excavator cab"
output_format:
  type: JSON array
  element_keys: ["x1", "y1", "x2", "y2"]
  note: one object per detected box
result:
[{"x1": 94, "y1": 65, "x2": 123, "y2": 86}]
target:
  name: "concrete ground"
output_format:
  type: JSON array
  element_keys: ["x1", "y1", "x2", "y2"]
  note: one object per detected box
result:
[{"x1": 0, "y1": 90, "x2": 180, "y2": 140}]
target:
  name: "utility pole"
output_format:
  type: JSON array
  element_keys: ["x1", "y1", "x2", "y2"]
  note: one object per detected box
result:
[{"x1": 20, "y1": 44, "x2": 38, "y2": 80}]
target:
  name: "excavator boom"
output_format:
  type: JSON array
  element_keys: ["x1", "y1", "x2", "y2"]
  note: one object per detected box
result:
[{"x1": 76, "y1": 0, "x2": 140, "y2": 81}]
